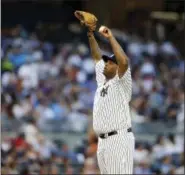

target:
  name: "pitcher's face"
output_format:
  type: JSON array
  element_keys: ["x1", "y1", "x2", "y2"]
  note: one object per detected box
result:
[{"x1": 103, "y1": 60, "x2": 118, "y2": 79}]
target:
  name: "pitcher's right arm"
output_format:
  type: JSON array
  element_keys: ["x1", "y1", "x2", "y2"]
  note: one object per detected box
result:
[
  {"x1": 87, "y1": 31, "x2": 105, "y2": 86},
  {"x1": 87, "y1": 31, "x2": 102, "y2": 63}
]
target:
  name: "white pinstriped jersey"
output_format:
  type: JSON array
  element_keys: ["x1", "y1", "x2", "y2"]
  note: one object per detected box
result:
[{"x1": 93, "y1": 60, "x2": 132, "y2": 134}]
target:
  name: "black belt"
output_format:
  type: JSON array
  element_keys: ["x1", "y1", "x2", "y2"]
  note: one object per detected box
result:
[{"x1": 99, "y1": 127, "x2": 132, "y2": 139}]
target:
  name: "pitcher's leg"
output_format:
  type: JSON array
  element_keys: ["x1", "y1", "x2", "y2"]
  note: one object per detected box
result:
[
  {"x1": 97, "y1": 148, "x2": 107, "y2": 174},
  {"x1": 122, "y1": 137, "x2": 135, "y2": 174},
  {"x1": 104, "y1": 134, "x2": 135, "y2": 174}
]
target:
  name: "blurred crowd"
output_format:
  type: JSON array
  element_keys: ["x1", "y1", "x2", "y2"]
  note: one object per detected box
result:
[
  {"x1": 1, "y1": 23, "x2": 184, "y2": 174},
  {"x1": 134, "y1": 134, "x2": 184, "y2": 174},
  {"x1": 1, "y1": 128, "x2": 99, "y2": 174},
  {"x1": 1, "y1": 129, "x2": 184, "y2": 174}
]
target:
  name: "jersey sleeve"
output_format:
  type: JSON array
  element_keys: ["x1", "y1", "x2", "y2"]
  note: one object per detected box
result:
[
  {"x1": 95, "y1": 60, "x2": 105, "y2": 87},
  {"x1": 118, "y1": 66, "x2": 132, "y2": 102}
]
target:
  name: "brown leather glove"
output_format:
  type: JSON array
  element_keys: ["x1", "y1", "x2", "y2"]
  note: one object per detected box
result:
[{"x1": 74, "y1": 10, "x2": 98, "y2": 32}]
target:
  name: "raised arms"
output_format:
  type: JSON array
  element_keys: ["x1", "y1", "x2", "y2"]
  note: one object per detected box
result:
[{"x1": 74, "y1": 11, "x2": 129, "y2": 75}]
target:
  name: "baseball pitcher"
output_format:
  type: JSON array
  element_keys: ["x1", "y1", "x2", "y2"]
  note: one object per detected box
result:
[{"x1": 75, "y1": 11, "x2": 135, "y2": 174}]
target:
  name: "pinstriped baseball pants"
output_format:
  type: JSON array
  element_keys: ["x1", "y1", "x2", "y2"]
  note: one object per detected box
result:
[{"x1": 97, "y1": 129, "x2": 135, "y2": 174}]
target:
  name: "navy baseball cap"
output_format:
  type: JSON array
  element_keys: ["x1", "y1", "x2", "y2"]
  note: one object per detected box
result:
[{"x1": 102, "y1": 54, "x2": 118, "y2": 64}]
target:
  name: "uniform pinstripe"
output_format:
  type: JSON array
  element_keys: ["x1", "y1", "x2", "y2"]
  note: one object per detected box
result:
[{"x1": 93, "y1": 60, "x2": 135, "y2": 174}]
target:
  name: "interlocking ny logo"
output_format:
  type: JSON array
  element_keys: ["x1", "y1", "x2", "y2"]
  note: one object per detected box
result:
[{"x1": 100, "y1": 85, "x2": 109, "y2": 97}]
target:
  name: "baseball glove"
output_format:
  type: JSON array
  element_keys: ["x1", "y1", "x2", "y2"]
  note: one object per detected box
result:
[{"x1": 74, "y1": 10, "x2": 98, "y2": 31}]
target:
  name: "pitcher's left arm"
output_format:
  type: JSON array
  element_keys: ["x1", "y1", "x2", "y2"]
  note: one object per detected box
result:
[{"x1": 99, "y1": 26, "x2": 129, "y2": 78}]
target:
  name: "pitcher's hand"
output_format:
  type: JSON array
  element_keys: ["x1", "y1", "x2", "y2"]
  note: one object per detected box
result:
[{"x1": 99, "y1": 26, "x2": 113, "y2": 39}]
